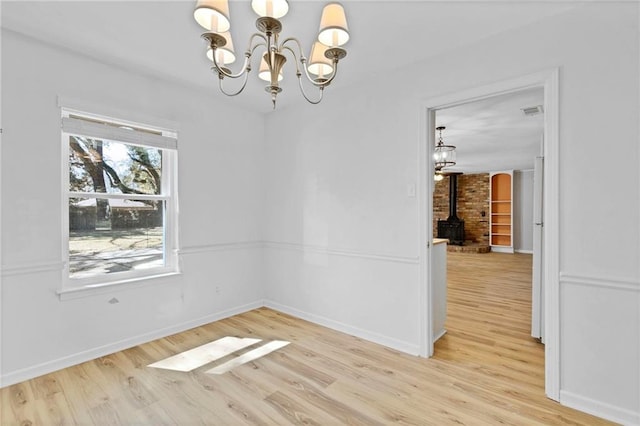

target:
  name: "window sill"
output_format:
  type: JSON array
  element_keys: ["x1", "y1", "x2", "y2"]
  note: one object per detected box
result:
[{"x1": 57, "y1": 271, "x2": 182, "y2": 301}]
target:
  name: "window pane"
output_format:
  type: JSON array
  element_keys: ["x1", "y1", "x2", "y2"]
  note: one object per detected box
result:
[
  {"x1": 69, "y1": 197, "x2": 165, "y2": 279},
  {"x1": 69, "y1": 137, "x2": 162, "y2": 195}
]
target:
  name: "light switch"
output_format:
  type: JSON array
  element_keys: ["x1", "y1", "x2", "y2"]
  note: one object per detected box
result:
[{"x1": 407, "y1": 183, "x2": 416, "y2": 197}]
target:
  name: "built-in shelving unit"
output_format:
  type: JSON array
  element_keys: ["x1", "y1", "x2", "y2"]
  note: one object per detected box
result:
[{"x1": 490, "y1": 171, "x2": 514, "y2": 253}]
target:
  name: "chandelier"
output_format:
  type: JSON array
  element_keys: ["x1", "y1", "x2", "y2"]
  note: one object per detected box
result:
[
  {"x1": 434, "y1": 126, "x2": 456, "y2": 171},
  {"x1": 193, "y1": 0, "x2": 350, "y2": 108}
]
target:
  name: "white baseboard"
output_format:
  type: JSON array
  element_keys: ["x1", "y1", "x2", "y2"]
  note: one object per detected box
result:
[
  {"x1": 515, "y1": 249, "x2": 533, "y2": 254},
  {"x1": 1, "y1": 298, "x2": 422, "y2": 387},
  {"x1": 433, "y1": 329, "x2": 447, "y2": 342},
  {"x1": 0, "y1": 300, "x2": 263, "y2": 388},
  {"x1": 560, "y1": 390, "x2": 640, "y2": 426},
  {"x1": 491, "y1": 246, "x2": 515, "y2": 253},
  {"x1": 263, "y1": 299, "x2": 421, "y2": 356},
  {"x1": 4, "y1": 298, "x2": 639, "y2": 426}
]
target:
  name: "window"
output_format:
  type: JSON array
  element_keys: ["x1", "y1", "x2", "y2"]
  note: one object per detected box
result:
[{"x1": 62, "y1": 110, "x2": 178, "y2": 291}]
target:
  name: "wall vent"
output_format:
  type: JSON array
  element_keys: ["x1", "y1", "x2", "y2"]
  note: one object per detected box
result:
[{"x1": 521, "y1": 105, "x2": 544, "y2": 116}]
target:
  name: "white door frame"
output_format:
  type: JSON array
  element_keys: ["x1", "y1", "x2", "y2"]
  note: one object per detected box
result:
[
  {"x1": 532, "y1": 154, "x2": 545, "y2": 342},
  {"x1": 418, "y1": 68, "x2": 560, "y2": 400}
]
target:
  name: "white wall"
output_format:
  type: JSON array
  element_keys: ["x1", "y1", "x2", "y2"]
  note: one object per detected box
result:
[
  {"x1": 1, "y1": 3, "x2": 639, "y2": 424},
  {"x1": 0, "y1": 30, "x2": 266, "y2": 385},
  {"x1": 514, "y1": 170, "x2": 534, "y2": 253},
  {"x1": 263, "y1": 89, "x2": 423, "y2": 354},
  {"x1": 263, "y1": 3, "x2": 639, "y2": 424}
]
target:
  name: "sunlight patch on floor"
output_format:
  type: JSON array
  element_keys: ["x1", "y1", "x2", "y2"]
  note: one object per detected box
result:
[
  {"x1": 148, "y1": 336, "x2": 261, "y2": 372},
  {"x1": 206, "y1": 340, "x2": 291, "y2": 375}
]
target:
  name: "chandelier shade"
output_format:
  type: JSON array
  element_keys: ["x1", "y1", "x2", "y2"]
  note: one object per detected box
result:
[
  {"x1": 251, "y1": 0, "x2": 289, "y2": 19},
  {"x1": 194, "y1": 0, "x2": 350, "y2": 108},
  {"x1": 318, "y1": 3, "x2": 350, "y2": 47},
  {"x1": 433, "y1": 126, "x2": 456, "y2": 171},
  {"x1": 307, "y1": 42, "x2": 334, "y2": 78},
  {"x1": 194, "y1": 0, "x2": 231, "y2": 33}
]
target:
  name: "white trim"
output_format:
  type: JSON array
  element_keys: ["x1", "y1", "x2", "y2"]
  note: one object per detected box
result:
[
  {"x1": 421, "y1": 69, "x2": 558, "y2": 109},
  {"x1": 419, "y1": 68, "x2": 561, "y2": 401},
  {"x1": 179, "y1": 241, "x2": 263, "y2": 255},
  {"x1": 559, "y1": 273, "x2": 640, "y2": 292},
  {"x1": 263, "y1": 300, "x2": 421, "y2": 356},
  {"x1": 560, "y1": 390, "x2": 640, "y2": 426},
  {"x1": 0, "y1": 300, "x2": 263, "y2": 388},
  {"x1": 68, "y1": 192, "x2": 168, "y2": 201},
  {"x1": 637, "y1": 6, "x2": 640, "y2": 422},
  {"x1": 61, "y1": 110, "x2": 180, "y2": 292},
  {"x1": 419, "y1": 107, "x2": 435, "y2": 357},
  {"x1": 542, "y1": 68, "x2": 561, "y2": 401},
  {"x1": 57, "y1": 96, "x2": 180, "y2": 133},
  {"x1": 0, "y1": 242, "x2": 265, "y2": 277},
  {"x1": 61, "y1": 122, "x2": 70, "y2": 295},
  {"x1": 62, "y1": 117, "x2": 177, "y2": 150},
  {"x1": 1, "y1": 261, "x2": 65, "y2": 277},
  {"x1": 57, "y1": 271, "x2": 182, "y2": 301},
  {"x1": 492, "y1": 246, "x2": 515, "y2": 254},
  {"x1": 433, "y1": 329, "x2": 447, "y2": 342},
  {"x1": 263, "y1": 241, "x2": 419, "y2": 264},
  {"x1": 515, "y1": 249, "x2": 534, "y2": 254},
  {"x1": 0, "y1": 12, "x2": 3, "y2": 386}
]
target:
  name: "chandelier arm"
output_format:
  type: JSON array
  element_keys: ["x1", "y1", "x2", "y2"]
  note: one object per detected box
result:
[
  {"x1": 247, "y1": 33, "x2": 269, "y2": 52},
  {"x1": 250, "y1": 42, "x2": 267, "y2": 55},
  {"x1": 211, "y1": 54, "x2": 251, "y2": 79},
  {"x1": 210, "y1": 33, "x2": 268, "y2": 80},
  {"x1": 281, "y1": 45, "x2": 303, "y2": 74},
  {"x1": 279, "y1": 43, "x2": 338, "y2": 89},
  {"x1": 218, "y1": 71, "x2": 250, "y2": 96},
  {"x1": 301, "y1": 59, "x2": 339, "y2": 88},
  {"x1": 279, "y1": 37, "x2": 306, "y2": 59},
  {"x1": 277, "y1": 45, "x2": 324, "y2": 104},
  {"x1": 297, "y1": 76, "x2": 325, "y2": 104}
]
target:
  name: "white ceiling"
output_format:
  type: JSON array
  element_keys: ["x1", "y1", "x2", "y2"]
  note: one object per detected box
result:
[
  {"x1": 436, "y1": 87, "x2": 544, "y2": 174},
  {"x1": 2, "y1": 1, "x2": 555, "y2": 171},
  {"x1": 1, "y1": 0, "x2": 577, "y2": 114}
]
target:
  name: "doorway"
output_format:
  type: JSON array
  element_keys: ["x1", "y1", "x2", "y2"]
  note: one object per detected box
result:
[
  {"x1": 418, "y1": 69, "x2": 560, "y2": 400},
  {"x1": 431, "y1": 89, "x2": 544, "y2": 380}
]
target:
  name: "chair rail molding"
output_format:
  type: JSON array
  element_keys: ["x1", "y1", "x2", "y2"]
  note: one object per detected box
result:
[
  {"x1": 179, "y1": 241, "x2": 263, "y2": 255},
  {"x1": 263, "y1": 240, "x2": 419, "y2": 264},
  {"x1": 559, "y1": 272, "x2": 640, "y2": 292},
  {"x1": 1, "y1": 260, "x2": 65, "y2": 277}
]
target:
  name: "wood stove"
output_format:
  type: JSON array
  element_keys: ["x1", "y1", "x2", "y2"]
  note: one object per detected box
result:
[{"x1": 437, "y1": 173, "x2": 465, "y2": 245}]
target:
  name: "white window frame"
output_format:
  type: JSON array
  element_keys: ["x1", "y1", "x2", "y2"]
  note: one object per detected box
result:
[{"x1": 60, "y1": 108, "x2": 179, "y2": 296}]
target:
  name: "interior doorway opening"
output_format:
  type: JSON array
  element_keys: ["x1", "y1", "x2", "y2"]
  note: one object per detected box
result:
[
  {"x1": 418, "y1": 69, "x2": 560, "y2": 400},
  {"x1": 430, "y1": 89, "x2": 544, "y2": 381}
]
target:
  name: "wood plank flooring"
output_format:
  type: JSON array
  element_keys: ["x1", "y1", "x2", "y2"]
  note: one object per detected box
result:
[{"x1": 1, "y1": 252, "x2": 613, "y2": 425}]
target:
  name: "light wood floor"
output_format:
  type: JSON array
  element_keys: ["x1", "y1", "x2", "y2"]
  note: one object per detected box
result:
[{"x1": 1, "y1": 252, "x2": 613, "y2": 425}]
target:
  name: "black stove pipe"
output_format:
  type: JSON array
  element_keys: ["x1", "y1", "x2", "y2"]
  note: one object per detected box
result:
[{"x1": 448, "y1": 174, "x2": 460, "y2": 222}]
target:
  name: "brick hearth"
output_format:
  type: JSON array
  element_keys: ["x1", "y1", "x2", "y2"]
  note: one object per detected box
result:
[{"x1": 446, "y1": 242, "x2": 491, "y2": 253}]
